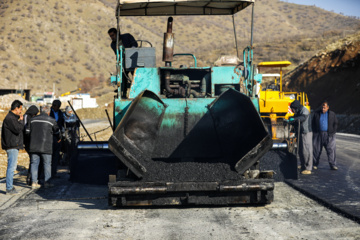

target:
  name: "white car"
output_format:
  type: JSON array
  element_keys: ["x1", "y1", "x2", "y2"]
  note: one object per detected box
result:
[{"x1": 36, "y1": 98, "x2": 44, "y2": 104}]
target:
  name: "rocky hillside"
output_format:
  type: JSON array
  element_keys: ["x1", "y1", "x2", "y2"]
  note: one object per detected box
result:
[
  {"x1": 284, "y1": 32, "x2": 360, "y2": 114},
  {"x1": 0, "y1": 0, "x2": 359, "y2": 97}
]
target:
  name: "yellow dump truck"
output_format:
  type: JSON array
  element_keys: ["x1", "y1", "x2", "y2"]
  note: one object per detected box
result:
[{"x1": 257, "y1": 61, "x2": 310, "y2": 152}]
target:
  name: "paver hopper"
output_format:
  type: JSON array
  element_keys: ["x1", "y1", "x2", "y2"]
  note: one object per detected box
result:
[{"x1": 108, "y1": 89, "x2": 274, "y2": 206}]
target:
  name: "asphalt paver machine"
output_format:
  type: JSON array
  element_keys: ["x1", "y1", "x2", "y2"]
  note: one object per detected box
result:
[{"x1": 73, "y1": 0, "x2": 276, "y2": 207}]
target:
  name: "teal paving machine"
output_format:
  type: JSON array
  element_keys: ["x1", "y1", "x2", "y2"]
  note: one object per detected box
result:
[{"x1": 76, "y1": 0, "x2": 275, "y2": 207}]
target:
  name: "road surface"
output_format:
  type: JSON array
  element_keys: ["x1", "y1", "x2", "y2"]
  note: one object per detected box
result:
[
  {"x1": 286, "y1": 133, "x2": 360, "y2": 222},
  {"x1": 0, "y1": 133, "x2": 359, "y2": 239}
]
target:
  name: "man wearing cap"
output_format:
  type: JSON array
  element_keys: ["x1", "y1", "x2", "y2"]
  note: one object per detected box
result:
[
  {"x1": 289, "y1": 100, "x2": 313, "y2": 175},
  {"x1": 312, "y1": 101, "x2": 338, "y2": 170}
]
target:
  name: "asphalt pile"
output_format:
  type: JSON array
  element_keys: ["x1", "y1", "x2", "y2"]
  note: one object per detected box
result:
[
  {"x1": 141, "y1": 160, "x2": 244, "y2": 182},
  {"x1": 259, "y1": 150, "x2": 298, "y2": 181},
  {"x1": 138, "y1": 150, "x2": 298, "y2": 182}
]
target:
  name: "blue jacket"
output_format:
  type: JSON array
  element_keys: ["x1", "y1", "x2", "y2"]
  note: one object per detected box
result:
[{"x1": 312, "y1": 109, "x2": 338, "y2": 136}]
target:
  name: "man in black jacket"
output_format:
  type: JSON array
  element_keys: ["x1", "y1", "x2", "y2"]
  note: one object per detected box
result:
[
  {"x1": 50, "y1": 99, "x2": 64, "y2": 178},
  {"x1": 312, "y1": 101, "x2": 338, "y2": 170},
  {"x1": 108, "y1": 28, "x2": 138, "y2": 98},
  {"x1": 26, "y1": 105, "x2": 61, "y2": 188},
  {"x1": 1, "y1": 100, "x2": 24, "y2": 194},
  {"x1": 108, "y1": 27, "x2": 138, "y2": 56}
]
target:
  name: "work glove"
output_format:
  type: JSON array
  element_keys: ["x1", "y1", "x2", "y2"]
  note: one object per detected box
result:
[{"x1": 288, "y1": 117, "x2": 295, "y2": 122}]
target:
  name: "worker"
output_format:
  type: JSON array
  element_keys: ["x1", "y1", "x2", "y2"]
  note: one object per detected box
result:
[
  {"x1": 26, "y1": 105, "x2": 61, "y2": 189},
  {"x1": 61, "y1": 106, "x2": 80, "y2": 167},
  {"x1": 108, "y1": 28, "x2": 138, "y2": 98},
  {"x1": 289, "y1": 100, "x2": 313, "y2": 175},
  {"x1": 108, "y1": 27, "x2": 138, "y2": 56},
  {"x1": 23, "y1": 105, "x2": 40, "y2": 186},
  {"x1": 312, "y1": 101, "x2": 338, "y2": 170},
  {"x1": 50, "y1": 99, "x2": 64, "y2": 179},
  {"x1": 1, "y1": 100, "x2": 24, "y2": 195}
]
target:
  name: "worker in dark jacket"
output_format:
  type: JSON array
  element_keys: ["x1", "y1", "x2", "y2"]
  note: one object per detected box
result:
[
  {"x1": 23, "y1": 105, "x2": 39, "y2": 150},
  {"x1": 50, "y1": 99, "x2": 64, "y2": 130},
  {"x1": 108, "y1": 27, "x2": 138, "y2": 56},
  {"x1": 1, "y1": 100, "x2": 24, "y2": 195},
  {"x1": 23, "y1": 105, "x2": 39, "y2": 185},
  {"x1": 289, "y1": 100, "x2": 313, "y2": 175},
  {"x1": 26, "y1": 105, "x2": 61, "y2": 189},
  {"x1": 50, "y1": 99, "x2": 64, "y2": 178},
  {"x1": 312, "y1": 101, "x2": 338, "y2": 170},
  {"x1": 108, "y1": 27, "x2": 138, "y2": 98}
]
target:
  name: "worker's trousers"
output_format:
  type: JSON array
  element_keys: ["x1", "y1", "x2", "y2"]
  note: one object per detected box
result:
[
  {"x1": 313, "y1": 132, "x2": 337, "y2": 168},
  {"x1": 299, "y1": 132, "x2": 313, "y2": 171}
]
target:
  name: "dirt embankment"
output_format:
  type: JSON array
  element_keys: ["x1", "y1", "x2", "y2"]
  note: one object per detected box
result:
[{"x1": 284, "y1": 33, "x2": 360, "y2": 114}]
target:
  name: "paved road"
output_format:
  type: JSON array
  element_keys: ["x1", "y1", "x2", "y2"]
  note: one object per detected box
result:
[
  {"x1": 286, "y1": 133, "x2": 360, "y2": 222},
  {"x1": 0, "y1": 133, "x2": 359, "y2": 239},
  {"x1": 1, "y1": 175, "x2": 359, "y2": 239}
]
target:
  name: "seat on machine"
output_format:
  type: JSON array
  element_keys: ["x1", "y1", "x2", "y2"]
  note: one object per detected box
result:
[{"x1": 125, "y1": 47, "x2": 156, "y2": 71}]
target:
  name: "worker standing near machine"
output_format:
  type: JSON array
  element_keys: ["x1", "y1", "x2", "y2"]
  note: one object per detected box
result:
[
  {"x1": 61, "y1": 106, "x2": 80, "y2": 167},
  {"x1": 23, "y1": 105, "x2": 40, "y2": 186},
  {"x1": 26, "y1": 105, "x2": 61, "y2": 189},
  {"x1": 50, "y1": 100, "x2": 64, "y2": 179},
  {"x1": 289, "y1": 100, "x2": 313, "y2": 175},
  {"x1": 1, "y1": 100, "x2": 24, "y2": 195},
  {"x1": 312, "y1": 101, "x2": 338, "y2": 170}
]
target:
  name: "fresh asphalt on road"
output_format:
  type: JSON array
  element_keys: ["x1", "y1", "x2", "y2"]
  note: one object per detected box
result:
[{"x1": 286, "y1": 133, "x2": 360, "y2": 223}]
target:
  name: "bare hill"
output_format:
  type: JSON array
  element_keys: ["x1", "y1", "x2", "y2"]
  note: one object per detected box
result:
[
  {"x1": 0, "y1": 0, "x2": 359, "y2": 97},
  {"x1": 284, "y1": 32, "x2": 360, "y2": 114}
]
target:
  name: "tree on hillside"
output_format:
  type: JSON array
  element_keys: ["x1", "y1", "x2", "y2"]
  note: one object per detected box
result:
[{"x1": 78, "y1": 77, "x2": 99, "y2": 93}]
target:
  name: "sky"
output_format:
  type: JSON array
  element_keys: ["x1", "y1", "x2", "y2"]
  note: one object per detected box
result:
[{"x1": 281, "y1": 0, "x2": 360, "y2": 18}]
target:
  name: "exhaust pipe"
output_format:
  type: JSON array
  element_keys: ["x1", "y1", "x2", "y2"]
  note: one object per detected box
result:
[{"x1": 163, "y1": 17, "x2": 174, "y2": 67}]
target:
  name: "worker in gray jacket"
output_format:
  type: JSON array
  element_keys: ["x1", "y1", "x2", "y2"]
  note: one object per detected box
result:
[
  {"x1": 289, "y1": 100, "x2": 313, "y2": 175},
  {"x1": 26, "y1": 105, "x2": 61, "y2": 189}
]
